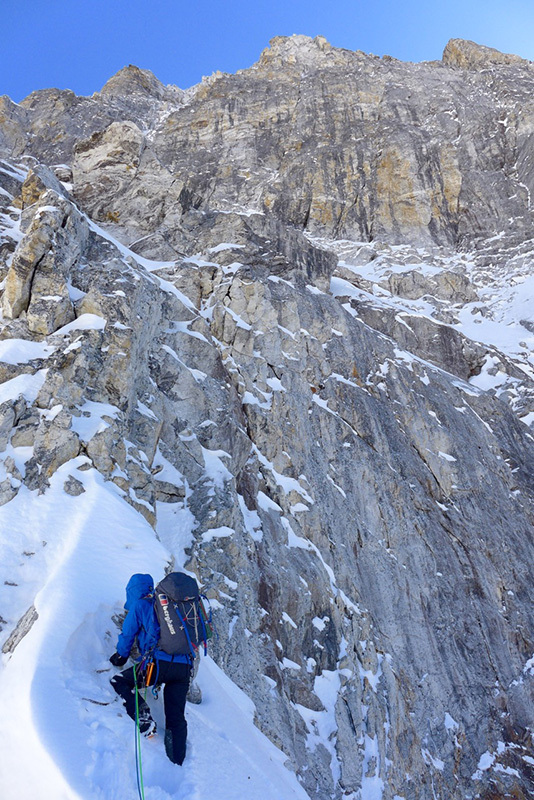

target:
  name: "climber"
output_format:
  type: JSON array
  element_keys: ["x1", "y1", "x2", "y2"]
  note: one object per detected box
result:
[{"x1": 109, "y1": 573, "x2": 192, "y2": 766}]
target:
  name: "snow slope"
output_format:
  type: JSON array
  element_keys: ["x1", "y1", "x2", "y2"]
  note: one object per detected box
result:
[{"x1": 0, "y1": 458, "x2": 308, "y2": 800}]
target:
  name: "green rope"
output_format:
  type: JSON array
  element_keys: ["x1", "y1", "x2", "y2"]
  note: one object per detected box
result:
[{"x1": 133, "y1": 664, "x2": 146, "y2": 800}]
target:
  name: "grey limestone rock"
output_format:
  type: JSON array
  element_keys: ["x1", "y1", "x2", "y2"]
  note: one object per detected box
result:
[
  {"x1": 1, "y1": 34, "x2": 532, "y2": 251},
  {"x1": 63, "y1": 475, "x2": 85, "y2": 496},
  {"x1": 3, "y1": 186, "x2": 87, "y2": 331},
  {"x1": 17, "y1": 164, "x2": 68, "y2": 209},
  {"x1": 385, "y1": 267, "x2": 477, "y2": 303},
  {"x1": 33, "y1": 413, "x2": 81, "y2": 479},
  {"x1": 0, "y1": 402, "x2": 16, "y2": 452},
  {"x1": 0, "y1": 477, "x2": 18, "y2": 506},
  {"x1": 1, "y1": 605, "x2": 38, "y2": 654},
  {"x1": 99, "y1": 64, "x2": 184, "y2": 105},
  {"x1": 0, "y1": 36, "x2": 533, "y2": 800}
]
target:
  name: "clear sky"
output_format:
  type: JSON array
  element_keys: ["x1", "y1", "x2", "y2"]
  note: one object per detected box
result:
[{"x1": 3, "y1": 0, "x2": 534, "y2": 102}]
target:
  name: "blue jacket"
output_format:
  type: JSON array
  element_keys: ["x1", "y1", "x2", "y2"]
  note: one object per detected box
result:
[{"x1": 116, "y1": 573, "x2": 190, "y2": 664}]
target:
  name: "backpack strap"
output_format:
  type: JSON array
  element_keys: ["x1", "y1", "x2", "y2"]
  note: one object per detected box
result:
[
  {"x1": 200, "y1": 594, "x2": 217, "y2": 642},
  {"x1": 195, "y1": 598, "x2": 208, "y2": 655},
  {"x1": 174, "y1": 605, "x2": 198, "y2": 659}
]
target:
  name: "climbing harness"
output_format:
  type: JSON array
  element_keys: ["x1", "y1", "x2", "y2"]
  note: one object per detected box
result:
[{"x1": 138, "y1": 650, "x2": 160, "y2": 699}]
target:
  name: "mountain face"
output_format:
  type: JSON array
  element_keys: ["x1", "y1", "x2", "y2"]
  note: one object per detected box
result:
[{"x1": 0, "y1": 35, "x2": 534, "y2": 799}]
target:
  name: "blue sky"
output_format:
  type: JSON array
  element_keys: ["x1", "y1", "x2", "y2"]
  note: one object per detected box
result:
[{"x1": 3, "y1": 1, "x2": 534, "y2": 101}]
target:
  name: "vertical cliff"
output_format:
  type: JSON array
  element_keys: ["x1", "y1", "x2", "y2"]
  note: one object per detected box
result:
[{"x1": 0, "y1": 36, "x2": 534, "y2": 799}]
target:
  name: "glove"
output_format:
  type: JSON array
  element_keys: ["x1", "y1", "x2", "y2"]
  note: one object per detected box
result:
[{"x1": 110, "y1": 652, "x2": 128, "y2": 667}]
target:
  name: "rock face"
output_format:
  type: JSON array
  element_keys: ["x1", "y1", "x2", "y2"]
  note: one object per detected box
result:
[
  {"x1": 3, "y1": 34, "x2": 534, "y2": 252},
  {"x1": 0, "y1": 36, "x2": 534, "y2": 800},
  {"x1": 443, "y1": 38, "x2": 528, "y2": 69}
]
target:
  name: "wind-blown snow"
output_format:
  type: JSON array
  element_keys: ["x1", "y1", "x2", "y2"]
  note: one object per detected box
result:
[
  {"x1": 0, "y1": 338, "x2": 56, "y2": 364},
  {"x1": 54, "y1": 313, "x2": 107, "y2": 335},
  {"x1": 71, "y1": 400, "x2": 120, "y2": 442},
  {"x1": 0, "y1": 368, "x2": 48, "y2": 405}
]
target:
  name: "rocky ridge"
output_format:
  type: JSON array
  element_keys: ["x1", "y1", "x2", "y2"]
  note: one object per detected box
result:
[{"x1": 0, "y1": 36, "x2": 534, "y2": 799}]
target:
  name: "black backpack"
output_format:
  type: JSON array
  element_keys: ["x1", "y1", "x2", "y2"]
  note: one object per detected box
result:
[{"x1": 154, "y1": 572, "x2": 213, "y2": 657}]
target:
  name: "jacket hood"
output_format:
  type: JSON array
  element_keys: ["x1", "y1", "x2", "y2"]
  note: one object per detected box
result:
[{"x1": 124, "y1": 573, "x2": 154, "y2": 610}]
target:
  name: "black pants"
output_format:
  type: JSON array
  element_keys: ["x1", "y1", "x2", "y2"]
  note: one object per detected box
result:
[{"x1": 110, "y1": 660, "x2": 191, "y2": 764}]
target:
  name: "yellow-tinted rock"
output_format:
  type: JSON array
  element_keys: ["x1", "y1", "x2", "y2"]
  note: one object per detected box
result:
[{"x1": 443, "y1": 38, "x2": 527, "y2": 70}]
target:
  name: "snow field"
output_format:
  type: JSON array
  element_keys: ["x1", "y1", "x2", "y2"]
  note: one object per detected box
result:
[{"x1": 0, "y1": 458, "x2": 308, "y2": 800}]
